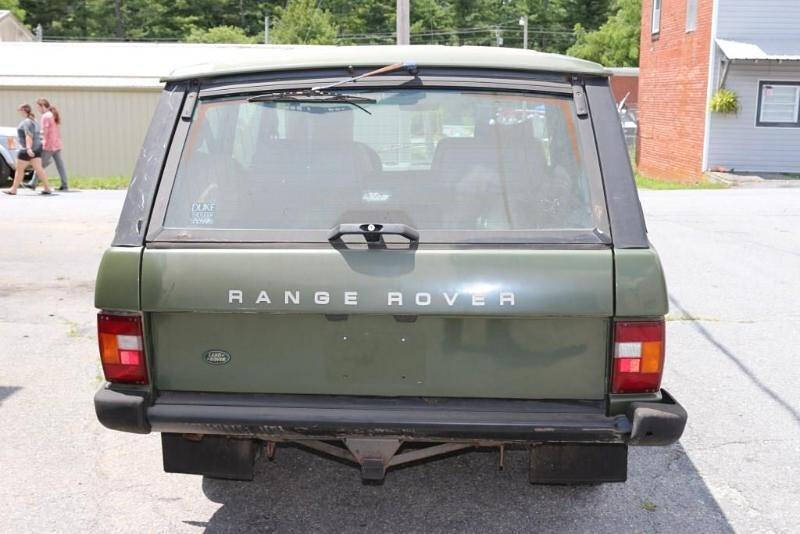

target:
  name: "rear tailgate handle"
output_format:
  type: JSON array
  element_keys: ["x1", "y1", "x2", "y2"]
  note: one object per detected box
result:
[{"x1": 328, "y1": 223, "x2": 419, "y2": 243}]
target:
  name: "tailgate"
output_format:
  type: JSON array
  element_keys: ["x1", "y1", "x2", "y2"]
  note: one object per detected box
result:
[{"x1": 142, "y1": 247, "x2": 612, "y2": 399}]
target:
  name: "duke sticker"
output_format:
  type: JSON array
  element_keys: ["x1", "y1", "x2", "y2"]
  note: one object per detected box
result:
[{"x1": 191, "y1": 202, "x2": 216, "y2": 225}]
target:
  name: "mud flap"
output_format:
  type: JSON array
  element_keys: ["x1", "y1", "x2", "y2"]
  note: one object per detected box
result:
[
  {"x1": 162, "y1": 434, "x2": 258, "y2": 480},
  {"x1": 529, "y1": 443, "x2": 627, "y2": 484}
]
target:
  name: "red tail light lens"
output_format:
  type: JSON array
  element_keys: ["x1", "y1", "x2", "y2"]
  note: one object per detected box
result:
[
  {"x1": 611, "y1": 319, "x2": 665, "y2": 394},
  {"x1": 97, "y1": 312, "x2": 148, "y2": 384}
]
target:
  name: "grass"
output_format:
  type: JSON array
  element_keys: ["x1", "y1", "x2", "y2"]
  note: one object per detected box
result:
[
  {"x1": 52, "y1": 175, "x2": 130, "y2": 190},
  {"x1": 41, "y1": 167, "x2": 736, "y2": 192},
  {"x1": 628, "y1": 147, "x2": 727, "y2": 190},
  {"x1": 635, "y1": 171, "x2": 729, "y2": 190},
  {"x1": 641, "y1": 499, "x2": 658, "y2": 512}
]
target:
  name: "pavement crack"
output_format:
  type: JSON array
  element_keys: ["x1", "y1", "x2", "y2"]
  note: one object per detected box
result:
[
  {"x1": 691, "y1": 438, "x2": 793, "y2": 452},
  {"x1": 669, "y1": 296, "x2": 800, "y2": 428}
]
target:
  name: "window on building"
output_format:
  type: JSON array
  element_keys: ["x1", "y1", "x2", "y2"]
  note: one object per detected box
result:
[
  {"x1": 686, "y1": 0, "x2": 697, "y2": 32},
  {"x1": 652, "y1": 0, "x2": 662, "y2": 35},
  {"x1": 757, "y1": 82, "x2": 800, "y2": 127}
]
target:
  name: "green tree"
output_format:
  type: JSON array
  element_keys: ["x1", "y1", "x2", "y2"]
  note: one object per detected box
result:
[
  {"x1": 186, "y1": 24, "x2": 257, "y2": 43},
  {"x1": 558, "y1": 0, "x2": 613, "y2": 31},
  {"x1": 324, "y1": 0, "x2": 394, "y2": 44},
  {"x1": 567, "y1": 0, "x2": 640, "y2": 66},
  {"x1": 414, "y1": 0, "x2": 456, "y2": 44},
  {"x1": 0, "y1": 0, "x2": 25, "y2": 20},
  {"x1": 96, "y1": 0, "x2": 183, "y2": 40},
  {"x1": 18, "y1": 0, "x2": 83, "y2": 37},
  {"x1": 16, "y1": 0, "x2": 618, "y2": 54},
  {"x1": 172, "y1": 0, "x2": 281, "y2": 40},
  {"x1": 271, "y1": 0, "x2": 337, "y2": 44}
]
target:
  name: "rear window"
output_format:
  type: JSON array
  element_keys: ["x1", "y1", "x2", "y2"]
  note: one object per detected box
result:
[{"x1": 162, "y1": 88, "x2": 605, "y2": 241}]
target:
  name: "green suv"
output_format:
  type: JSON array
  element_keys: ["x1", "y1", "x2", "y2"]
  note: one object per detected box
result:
[{"x1": 94, "y1": 45, "x2": 686, "y2": 483}]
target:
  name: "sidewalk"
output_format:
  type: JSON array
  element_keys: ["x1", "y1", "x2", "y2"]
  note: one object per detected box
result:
[{"x1": 707, "y1": 171, "x2": 800, "y2": 188}]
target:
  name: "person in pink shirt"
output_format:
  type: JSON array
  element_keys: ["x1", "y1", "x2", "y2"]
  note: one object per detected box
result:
[{"x1": 30, "y1": 98, "x2": 69, "y2": 191}]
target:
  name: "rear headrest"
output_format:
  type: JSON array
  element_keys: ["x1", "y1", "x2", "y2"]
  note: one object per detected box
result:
[
  {"x1": 284, "y1": 107, "x2": 355, "y2": 142},
  {"x1": 496, "y1": 119, "x2": 534, "y2": 141},
  {"x1": 431, "y1": 137, "x2": 489, "y2": 170}
]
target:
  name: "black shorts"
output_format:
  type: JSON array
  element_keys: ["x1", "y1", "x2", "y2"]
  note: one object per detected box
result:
[{"x1": 17, "y1": 148, "x2": 42, "y2": 161}]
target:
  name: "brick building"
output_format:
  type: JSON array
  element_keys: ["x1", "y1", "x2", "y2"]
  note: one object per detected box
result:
[
  {"x1": 638, "y1": 0, "x2": 800, "y2": 180},
  {"x1": 609, "y1": 67, "x2": 639, "y2": 110}
]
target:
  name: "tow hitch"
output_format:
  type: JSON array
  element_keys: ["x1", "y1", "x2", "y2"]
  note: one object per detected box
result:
[{"x1": 300, "y1": 439, "x2": 473, "y2": 481}]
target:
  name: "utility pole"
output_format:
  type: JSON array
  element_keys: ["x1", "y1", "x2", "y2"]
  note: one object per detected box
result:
[
  {"x1": 396, "y1": 0, "x2": 410, "y2": 45},
  {"x1": 113, "y1": 0, "x2": 124, "y2": 40},
  {"x1": 541, "y1": 0, "x2": 549, "y2": 50},
  {"x1": 519, "y1": 15, "x2": 528, "y2": 49},
  {"x1": 264, "y1": 15, "x2": 269, "y2": 44}
]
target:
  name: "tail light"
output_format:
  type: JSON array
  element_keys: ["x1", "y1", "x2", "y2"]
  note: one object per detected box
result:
[
  {"x1": 97, "y1": 312, "x2": 148, "y2": 384},
  {"x1": 8, "y1": 137, "x2": 15, "y2": 149},
  {"x1": 611, "y1": 319, "x2": 665, "y2": 394}
]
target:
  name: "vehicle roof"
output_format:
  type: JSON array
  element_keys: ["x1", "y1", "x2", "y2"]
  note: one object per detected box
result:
[{"x1": 164, "y1": 45, "x2": 608, "y2": 81}]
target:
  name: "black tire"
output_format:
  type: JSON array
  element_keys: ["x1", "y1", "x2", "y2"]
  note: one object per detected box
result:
[{"x1": 0, "y1": 158, "x2": 11, "y2": 187}]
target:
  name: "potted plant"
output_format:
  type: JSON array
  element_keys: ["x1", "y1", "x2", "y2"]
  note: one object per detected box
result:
[{"x1": 710, "y1": 89, "x2": 739, "y2": 114}]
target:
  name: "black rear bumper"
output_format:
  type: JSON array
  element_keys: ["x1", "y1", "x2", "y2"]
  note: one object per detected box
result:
[{"x1": 95, "y1": 388, "x2": 686, "y2": 445}]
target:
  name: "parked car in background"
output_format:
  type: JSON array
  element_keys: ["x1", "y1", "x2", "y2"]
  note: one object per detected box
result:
[
  {"x1": 0, "y1": 125, "x2": 33, "y2": 187},
  {"x1": 617, "y1": 93, "x2": 638, "y2": 151}
]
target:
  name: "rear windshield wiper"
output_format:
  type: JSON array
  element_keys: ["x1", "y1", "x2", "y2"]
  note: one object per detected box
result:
[
  {"x1": 248, "y1": 90, "x2": 376, "y2": 114},
  {"x1": 247, "y1": 61, "x2": 417, "y2": 115}
]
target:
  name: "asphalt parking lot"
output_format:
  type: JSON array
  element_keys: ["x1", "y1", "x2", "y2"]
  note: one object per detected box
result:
[{"x1": 1, "y1": 187, "x2": 799, "y2": 533}]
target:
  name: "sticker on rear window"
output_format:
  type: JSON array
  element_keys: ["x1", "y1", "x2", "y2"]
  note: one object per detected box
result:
[{"x1": 191, "y1": 202, "x2": 215, "y2": 225}]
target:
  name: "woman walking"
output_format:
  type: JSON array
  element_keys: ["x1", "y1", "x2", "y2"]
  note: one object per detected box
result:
[
  {"x1": 32, "y1": 98, "x2": 69, "y2": 191},
  {"x1": 2, "y1": 104, "x2": 53, "y2": 195}
]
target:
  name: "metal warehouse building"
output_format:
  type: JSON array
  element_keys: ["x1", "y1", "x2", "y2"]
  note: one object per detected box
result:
[{"x1": 0, "y1": 42, "x2": 299, "y2": 177}]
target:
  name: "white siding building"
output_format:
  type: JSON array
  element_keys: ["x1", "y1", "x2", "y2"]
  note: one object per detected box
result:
[
  {"x1": 0, "y1": 10, "x2": 33, "y2": 42},
  {"x1": 705, "y1": 0, "x2": 800, "y2": 173},
  {"x1": 0, "y1": 42, "x2": 302, "y2": 177}
]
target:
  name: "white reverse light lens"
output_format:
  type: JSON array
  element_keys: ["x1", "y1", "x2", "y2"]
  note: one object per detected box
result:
[
  {"x1": 117, "y1": 335, "x2": 143, "y2": 351},
  {"x1": 615, "y1": 342, "x2": 642, "y2": 358}
]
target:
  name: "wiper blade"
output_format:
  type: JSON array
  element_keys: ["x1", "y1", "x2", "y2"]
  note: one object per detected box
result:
[
  {"x1": 246, "y1": 60, "x2": 417, "y2": 113},
  {"x1": 249, "y1": 90, "x2": 376, "y2": 103},
  {"x1": 248, "y1": 90, "x2": 375, "y2": 114}
]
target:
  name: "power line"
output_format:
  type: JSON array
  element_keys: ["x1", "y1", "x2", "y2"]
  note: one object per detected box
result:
[
  {"x1": 42, "y1": 23, "x2": 577, "y2": 44},
  {"x1": 337, "y1": 25, "x2": 576, "y2": 41}
]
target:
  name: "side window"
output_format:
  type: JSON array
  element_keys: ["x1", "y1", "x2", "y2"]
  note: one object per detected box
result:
[
  {"x1": 192, "y1": 103, "x2": 238, "y2": 158},
  {"x1": 757, "y1": 82, "x2": 800, "y2": 127},
  {"x1": 353, "y1": 104, "x2": 410, "y2": 170},
  {"x1": 652, "y1": 0, "x2": 662, "y2": 35},
  {"x1": 232, "y1": 104, "x2": 262, "y2": 167},
  {"x1": 686, "y1": 0, "x2": 697, "y2": 32},
  {"x1": 352, "y1": 94, "x2": 476, "y2": 171}
]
